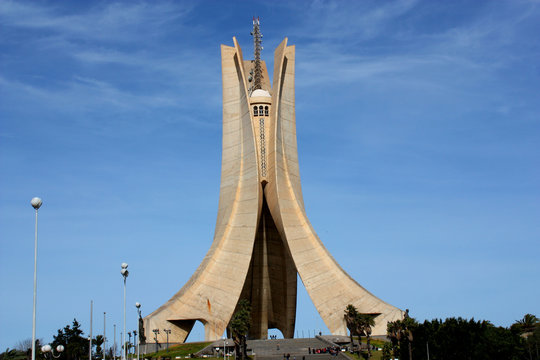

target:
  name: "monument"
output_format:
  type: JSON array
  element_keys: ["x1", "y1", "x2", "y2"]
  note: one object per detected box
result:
[{"x1": 143, "y1": 19, "x2": 403, "y2": 343}]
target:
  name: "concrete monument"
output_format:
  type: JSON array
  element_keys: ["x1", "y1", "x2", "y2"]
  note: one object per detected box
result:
[{"x1": 144, "y1": 19, "x2": 403, "y2": 343}]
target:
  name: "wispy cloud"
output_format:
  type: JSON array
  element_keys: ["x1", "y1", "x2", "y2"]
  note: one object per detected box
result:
[
  {"x1": 283, "y1": 0, "x2": 419, "y2": 42},
  {"x1": 0, "y1": 74, "x2": 220, "y2": 135},
  {"x1": 71, "y1": 48, "x2": 218, "y2": 86},
  {"x1": 0, "y1": 1, "x2": 194, "y2": 42},
  {"x1": 0, "y1": 1, "x2": 222, "y2": 130},
  {"x1": 289, "y1": 0, "x2": 540, "y2": 90},
  {"x1": 0, "y1": 74, "x2": 181, "y2": 112}
]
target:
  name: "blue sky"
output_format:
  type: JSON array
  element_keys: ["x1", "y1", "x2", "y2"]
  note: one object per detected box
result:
[{"x1": 1, "y1": 0, "x2": 539, "y2": 350}]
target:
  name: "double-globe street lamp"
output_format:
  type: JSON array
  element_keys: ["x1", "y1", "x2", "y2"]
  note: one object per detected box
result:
[
  {"x1": 127, "y1": 332, "x2": 132, "y2": 358},
  {"x1": 41, "y1": 345, "x2": 64, "y2": 359},
  {"x1": 31, "y1": 197, "x2": 43, "y2": 360},
  {"x1": 152, "y1": 329, "x2": 160, "y2": 354},
  {"x1": 121, "y1": 263, "x2": 129, "y2": 360},
  {"x1": 132, "y1": 331, "x2": 137, "y2": 360},
  {"x1": 163, "y1": 329, "x2": 171, "y2": 353}
]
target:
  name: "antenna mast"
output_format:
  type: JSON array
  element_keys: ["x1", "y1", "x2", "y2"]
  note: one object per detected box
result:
[{"x1": 251, "y1": 17, "x2": 263, "y2": 91}]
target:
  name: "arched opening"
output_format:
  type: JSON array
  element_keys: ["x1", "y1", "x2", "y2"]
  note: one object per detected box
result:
[
  {"x1": 259, "y1": 105, "x2": 264, "y2": 115},
  {"x1": 264, "y1": 106, "x2": 269, "y2": 116},
  {"x1": 184, "y1": 319, "x2": 206, "y2": 342},
  {"x1": 295, "y1": 274, "x2": 330, "y2": 338},
  {"x1": 267, "y1": 328, "x2": 284, "y2": 339},
  {"x1": 253, "y1": 106, "x2": 258, "y2": 116}
]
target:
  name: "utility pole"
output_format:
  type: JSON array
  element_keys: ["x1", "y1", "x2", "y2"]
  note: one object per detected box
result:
[
  {"x1": 113, "y1": 325, "x2": 116, "y2": 360},
  {"x1": 103, "y1": 312, "x2": 106, "y2": 360},
  {"x1": 89, "y1": 300, "x2": 93, "y2": 360}
]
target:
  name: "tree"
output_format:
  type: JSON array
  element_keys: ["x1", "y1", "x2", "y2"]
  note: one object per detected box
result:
[
  {"x1": 387, "y1": 320, "x2": 401, "y2": 360},
  {"x1": 381, "y1": 342, "x2": 392, "y2": 360},
  {"x1": 51, "y1": 319, "x2": 88, "y2": 360},
  {"x1": 511, "y1": 314, "x2": 539, "y2": 360},
  {"x1": 345, "y1": 304, "x2": 379, "y2": 358},
  {"x1": 24, "y1": 340, "x2": 43, "y2": 360},
  {"x1": 14, "y1": 340, "x2": 33, "y2": 353},
  {"x1": 408, "y1": 317, "x2": 526, "y2": 360},
  {"x1": 344, "y1": 304, "x2": 360, "y2": 351},
  {"x1": 400, "y1": 311, "x2": 417, "y2": 360},
  {"x1": 387, "y1": 310, "x2": 418, "y2": 360},
  {"x1": 230, "y1": 299, "x2": 251, "y2": 360},
  {"x1": 357, "y1": 314, "x2": 376, "y2": 360},
  {"x1": 94, "y1": 335, "x2": 104, "y2": 360},
  {"x1": 0, "y1": 349, "x2": 27, "y2": 360}
]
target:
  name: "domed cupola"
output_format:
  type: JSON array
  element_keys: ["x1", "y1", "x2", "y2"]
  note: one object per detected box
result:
[{"x1": 250, "y1": 89, "x2": 271, "y2": 117}]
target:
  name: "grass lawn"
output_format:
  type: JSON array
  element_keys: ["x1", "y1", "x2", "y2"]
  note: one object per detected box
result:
[
  {"x1": 142, "y1": 342, "x2": 213, "y2": 359},
  {"x1": 344, "y1": 351, "x2": 383, "y2": 360},
  {"x1": 342, "y1": 338, "x2": 388, "y2": 360}
]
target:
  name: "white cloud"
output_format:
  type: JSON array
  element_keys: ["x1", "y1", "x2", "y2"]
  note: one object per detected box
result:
[
  {"x1": 1, "y1": 74, "x2": 180, "y2": 113},
  {"x1": 0, "y1": 1, "x2": 194, "y2": 42},
  {"x1": 289, "y1": 0, "x2": 539, "y2": 92},
  {"x1": 284, "y1": 0, "x2": 419, "y2": 42},
  {"x1": 71, "y1": 48, "x2": 218, "y2": 86}
]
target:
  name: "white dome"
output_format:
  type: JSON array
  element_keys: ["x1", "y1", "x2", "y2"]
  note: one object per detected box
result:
[{"x1": 251, "y1": 89, "x2": 271, "y2": 97}]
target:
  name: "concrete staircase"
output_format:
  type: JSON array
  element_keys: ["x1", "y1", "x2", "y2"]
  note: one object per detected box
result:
[{"x1": 246, "y1": 338, "x2": 347, "y2": 360}]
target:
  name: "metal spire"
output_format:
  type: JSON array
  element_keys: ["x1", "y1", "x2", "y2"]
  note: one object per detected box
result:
[{"x1": 251, "y1": 17, "x2": 263, "y2": 91}]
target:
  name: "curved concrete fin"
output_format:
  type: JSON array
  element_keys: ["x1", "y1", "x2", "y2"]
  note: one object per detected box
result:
[
  {"x1": 143, "y1": 42, "x2": 261, "y2": 344},
  {"x1": 266, "y1": 44, "x2": 403, "y2": 336}
]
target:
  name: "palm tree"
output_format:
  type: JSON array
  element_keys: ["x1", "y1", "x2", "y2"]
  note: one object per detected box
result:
[
  {"x1": 358, "y1": 314, "x2": 376, "y2": 359},
  {"x1": 401, "y1": 316, "x2": 417, "y2": 360},
  {"x1": 386, "y1": 320, "x2": 401, "y2": 360},
  {"x1": 512, "y1": 314, "x2": 539, "y2": 360},
  {"x1": 516, "y1": 314, "x2": 539, "y2": 334},
  {"x1": 344, "y1": 305, "x2": 359, "y2": 351}
]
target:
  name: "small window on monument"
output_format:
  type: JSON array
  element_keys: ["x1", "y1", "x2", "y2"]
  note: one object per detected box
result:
[
  {"x1": 254, "y1": 106, "x2": 258, "y2": 116},
  {"x1": 259, "y1": 105, "x2": 264, "y2": 114},
  {"x1": 265, "y1": 106, "x2": 269, "y2": 116}
]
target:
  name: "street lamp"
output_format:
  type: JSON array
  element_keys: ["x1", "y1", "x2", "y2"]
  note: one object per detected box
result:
[
  {"x1": 103, "y1": 312, "x2": 106, "y2": 360},
  {"x1": 41, "y1": 345, "x2": 64, "y2": 359},
  {"x1": 31, "y1": 197, "x2": 42, "y2": 360},
  {"x1": 222, "y1": 337, "x2": 226, "y2": 360},
  {"x1": 121, "y1": 263, "x2": 129, "y2": 360},
  {"x1": 128, "y1": 332, "x2": 132, "y2": 358},
  {"x1": 152, "y1": 329, "x2": 160, "y2": 354},
  {"x1": 113, "y1": 324, "x2": 117, "y2": 360},
  {"x1": 163, "y1": 329, "x2": 171, "y2": 353},
  {"x1": 135, "y1": 303, "x2": 142, "y2": 360},
  {"x1": 132, "y1": 331, "x2": 137, "y2": 360}
]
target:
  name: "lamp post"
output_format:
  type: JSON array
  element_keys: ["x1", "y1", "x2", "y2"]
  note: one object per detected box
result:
[
  {"x1": 89, "y1": 300, "x2": 93, "y2": 360},
  {"x1": 103, "y1": 312, "x2": 106, "y2": 360},
  {"x1": 121, "y1": 263, "x2": 129, "y2": 360},
  {"x1": 222, "y1": 337, "x2": 226, "y2": 360},
  {"x1": 152, "y1": 329, "x2": 160, "y2": 354},
  {"x1": 135, "y1": 303, "x2": 142, "y2": 360},
  {"x1": 132, "y1": 331, "x2": 137, "y2": 360},
  {"x1": 163, "y1": 329, "x2": 171, "y2": 353},
  {"x1": 113, "y1": 324, "x2": 116, "y2": 360},
  {"x1": 30, "y1": 197, "x2": 42, "y2": 360},
  {"x1": 41, "y1": 345, "x2": 64, "y2": 359},
  {"x1": 128, "y1": 332, "x2": 132, "y2": 358}
]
